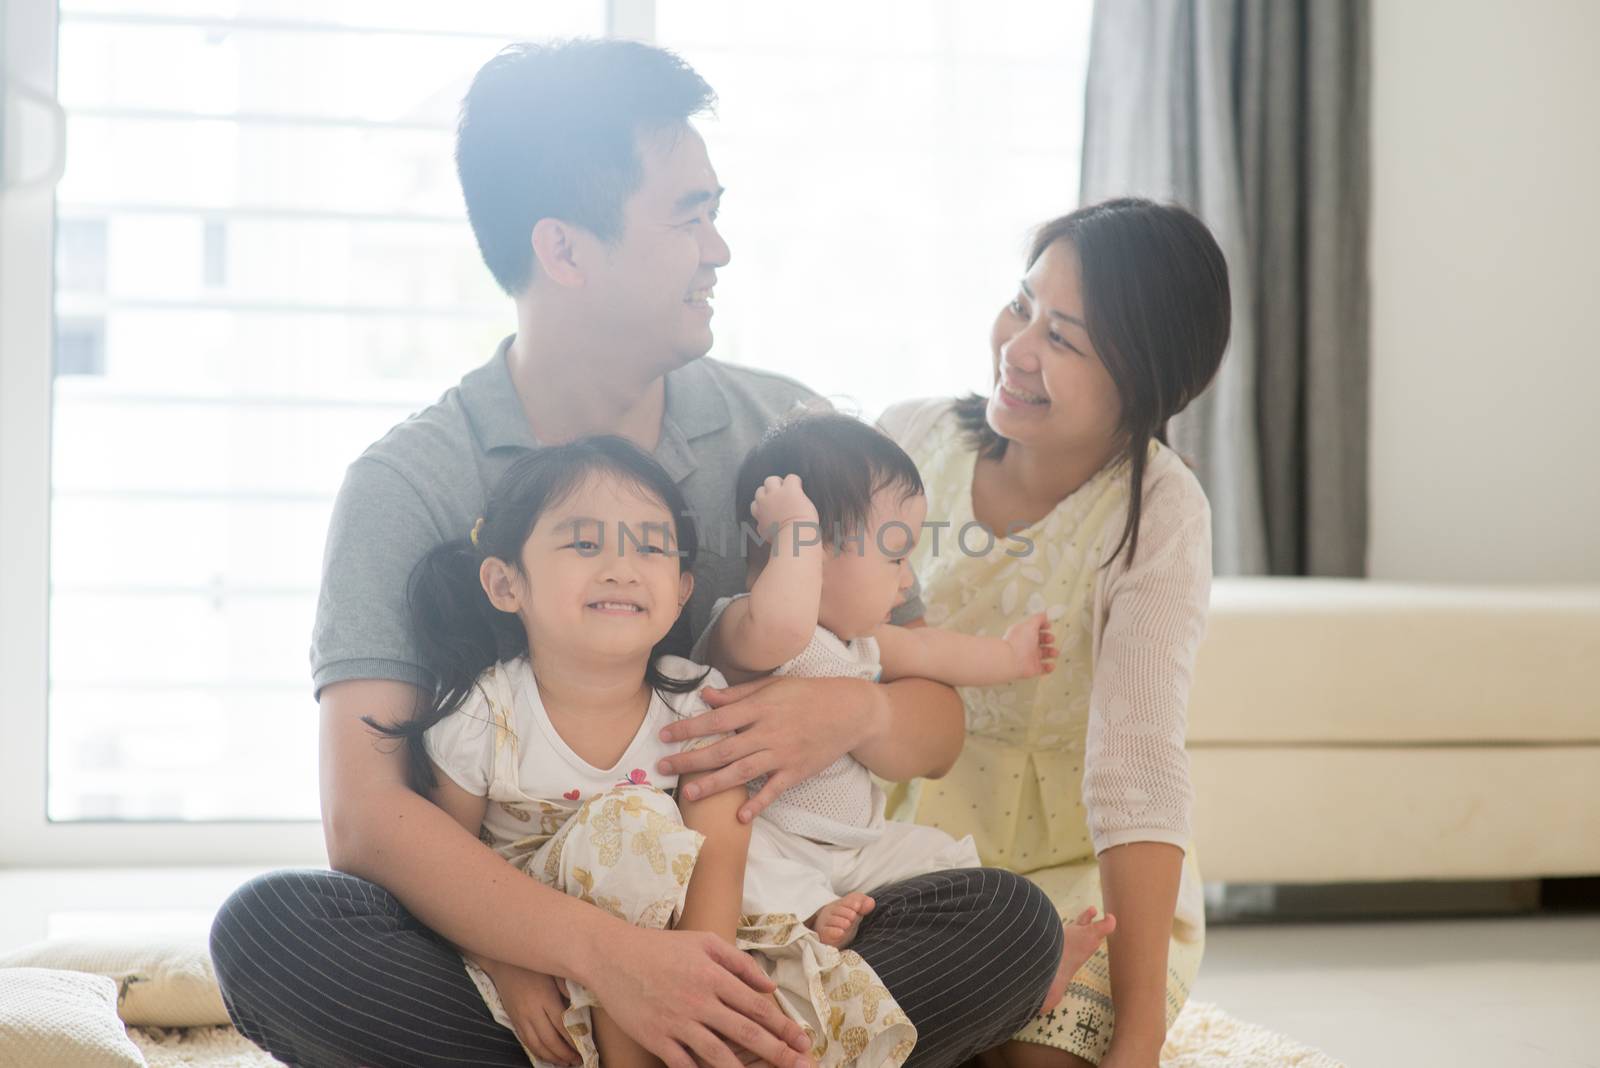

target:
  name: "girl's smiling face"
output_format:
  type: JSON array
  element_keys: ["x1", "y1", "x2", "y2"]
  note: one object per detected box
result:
[{"x1": 479, "y1": 473, "x2": 693, "y2": 663}]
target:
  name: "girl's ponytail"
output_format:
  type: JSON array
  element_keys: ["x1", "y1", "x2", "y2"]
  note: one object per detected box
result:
[{"x1": 363, "y1": 535, "x2": 528, "y2": 794}]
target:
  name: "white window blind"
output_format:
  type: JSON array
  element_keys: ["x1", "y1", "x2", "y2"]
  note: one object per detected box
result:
[
  {"x1": 47, "y1": 1, "x2": 604, "y2": 821},
  {"x1": 657, "y1": 0, "x2": 1093, "y2": 417},
  {"x1": 28, "y1": 0, "x2": 1092, "y2": 834}
]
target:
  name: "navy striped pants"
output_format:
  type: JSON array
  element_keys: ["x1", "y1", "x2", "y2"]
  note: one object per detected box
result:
[{"x1": 210, "y1": 866, "x2": 1061, "y2": 1068}]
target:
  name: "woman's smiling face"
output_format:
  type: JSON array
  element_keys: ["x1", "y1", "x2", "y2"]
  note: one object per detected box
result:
[{"x1": 986, "y1": 238, "x2": 1124, "y2": 455}]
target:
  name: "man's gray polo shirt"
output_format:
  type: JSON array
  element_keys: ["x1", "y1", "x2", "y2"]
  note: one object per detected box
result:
[{"x1": 311, "y1": 338, "x2": 821, "y2": 696}]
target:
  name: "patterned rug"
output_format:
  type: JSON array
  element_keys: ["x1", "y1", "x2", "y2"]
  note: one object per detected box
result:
[{"x1": 130, "y1": 1000, "x2": 1343, "y2": 1067}]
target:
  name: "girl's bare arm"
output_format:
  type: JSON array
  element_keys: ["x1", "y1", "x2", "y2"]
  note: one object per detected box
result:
[{"x1": 675, "y1": 770, "x2": 754, "y2": 942}]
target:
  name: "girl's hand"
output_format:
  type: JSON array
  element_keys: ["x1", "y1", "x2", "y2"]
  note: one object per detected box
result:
[
  {"x1": 655, "y1": 675, "x2": 876, "y2": 822},
  {"x1": 750, "y1": 474, "x2": 820, "y2": 539},
  {"x1": 480, "y1": 961, "x2": 579, "y2": 1066},
  {"x1": 585, "y1": 925, "x2": 814, "y2": 1068},
  {"x1": 1003, "y1": 612, "x2": 1058, "y2": 678}
]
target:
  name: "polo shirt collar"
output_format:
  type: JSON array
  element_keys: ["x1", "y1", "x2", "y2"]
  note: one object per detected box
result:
[
  {"x1": 662, "y1": 357, "x2": 731, "y2": 442},
  {"x1": 460, "y1": 336, "x2": 538, "y2": 453},
  {"x1": 459, "y1": 336, "x2": 733, "y2": 465}
]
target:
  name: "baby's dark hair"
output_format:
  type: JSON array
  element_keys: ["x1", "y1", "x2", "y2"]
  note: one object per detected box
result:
[
  {"x1": 364, "y1": 435, "x2": 707, "y2": 794},
  {"x1": 735, "y1": 410, "x2": 925, "y2": 560}
]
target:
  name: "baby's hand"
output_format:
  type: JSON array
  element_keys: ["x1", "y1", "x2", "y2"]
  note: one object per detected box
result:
[
  {"x1": 750, "y1": 474, "x2": 820, "y2": 542},
  {"x1": 1004, "y1": 612, "x2": 1058, "y2": 678}
]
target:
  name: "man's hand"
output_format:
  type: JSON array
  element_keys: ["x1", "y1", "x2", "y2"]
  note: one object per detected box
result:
[
  {"x1": 585, "y1": 926, "x2": 815, "y2": 1068},
  {"x1": 479, "y1": 960, "x2": 579, "y2": 1066},
  {"x1": 1003, "y1": 612, "x2": 1059, "y2": 679},
  {"x1": 655, "y1": 675, "x2": 882, "y2": 823}
]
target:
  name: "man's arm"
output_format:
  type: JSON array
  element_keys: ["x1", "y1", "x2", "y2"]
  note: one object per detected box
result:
[
  {"x1": 859, "y1": 615, "x2": 964, "y2": 781},
  {"x1": 850, "y1": 677, "x2": 964, "y2": 783},
  {"x1": 660, "y1": 673, "x2": 964, "y2": 820},
  {"x1": 320, "y1": 679, "x2": 621, "y2": 980}
]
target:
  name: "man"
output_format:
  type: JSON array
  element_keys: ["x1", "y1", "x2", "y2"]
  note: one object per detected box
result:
[{"x1": 210, "y1": 39, "x2": 1061, "y2": 1068}]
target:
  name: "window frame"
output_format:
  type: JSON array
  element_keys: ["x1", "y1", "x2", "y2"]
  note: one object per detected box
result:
[{"x1": 0, "y1": 0, "x2": 653, "y2": 867}]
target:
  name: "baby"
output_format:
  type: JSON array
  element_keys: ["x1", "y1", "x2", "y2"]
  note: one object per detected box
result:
[{"x1": 692, "y1": 411, "x2": 1113, "y2": 1013}]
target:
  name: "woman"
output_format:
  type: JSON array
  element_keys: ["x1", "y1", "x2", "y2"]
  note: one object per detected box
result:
[{"x1": 878, "y1": 198, "x2": 1229, "y2": 1068}]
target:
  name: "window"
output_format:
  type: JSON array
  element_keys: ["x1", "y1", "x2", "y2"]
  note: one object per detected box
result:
[
  {"x1": 658, "y1": 0, "x2": 1093, "y2": 415},
  {"x1": 0, "y1": 0, "x2": 1090, "y2": 863}
]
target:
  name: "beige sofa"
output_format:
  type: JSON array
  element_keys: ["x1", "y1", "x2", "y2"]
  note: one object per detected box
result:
[{"x1": 1187, "y1": 578, "x2": 1600, "y2": 884}]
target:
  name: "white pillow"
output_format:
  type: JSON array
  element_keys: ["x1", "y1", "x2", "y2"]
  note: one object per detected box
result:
[
  {"x1": 0, "y1": 939, "x2": 228, "y2": 1028},
  {"x1": 0, "y1": 967, "x2": 147, "y2": 1068}
]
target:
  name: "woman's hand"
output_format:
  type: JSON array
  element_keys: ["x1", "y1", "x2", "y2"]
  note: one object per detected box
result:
[
  {"x1": 654, "y1": 675, "x2": 881, "y2": 822},
  {"x1": 1099, "y1": 1042, "x2": 1162, "y2": 1068},
  {"x1": 583, "y1": 925, "x2": 814, "y2": 1068},
  {"x1": 1003, "y1": 612, "x2": 1058, "y2": 678},
  {"x1": 479, "y1": 960, "x2": 579, "y2": 1066}
]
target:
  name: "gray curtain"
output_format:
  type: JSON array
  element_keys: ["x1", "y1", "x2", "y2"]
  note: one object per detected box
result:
[{"x1": 1079, "y1": 0, "x2": 1369, "y2": 577}]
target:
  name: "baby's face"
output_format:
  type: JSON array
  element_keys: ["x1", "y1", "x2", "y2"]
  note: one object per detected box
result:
[{"x1": 818, "y1": 490, "x2": 927, "y2": 640}]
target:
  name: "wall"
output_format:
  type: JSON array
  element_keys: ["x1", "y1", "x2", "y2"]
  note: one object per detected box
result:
[{"x1": 1368, "y1": 0, "x2": 1600, "y2": 582}]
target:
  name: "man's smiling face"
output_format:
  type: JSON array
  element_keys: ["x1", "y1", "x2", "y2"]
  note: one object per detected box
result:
[{"x1": 583, "y1": 123, "x2": 731, "y2": 375}]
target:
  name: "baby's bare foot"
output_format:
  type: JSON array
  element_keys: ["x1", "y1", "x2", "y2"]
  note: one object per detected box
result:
[
  {"x1": 809, "y1": 893, "x2": 876, "y2": 949},
  {"x1": 1039, "y1": 906, "x2": 1117, "y2": 1015}
]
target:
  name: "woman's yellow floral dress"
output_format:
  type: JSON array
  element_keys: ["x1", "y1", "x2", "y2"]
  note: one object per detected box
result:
[{"x1": 882, "y1": 402, "x2": 1207, "y2": 1064}]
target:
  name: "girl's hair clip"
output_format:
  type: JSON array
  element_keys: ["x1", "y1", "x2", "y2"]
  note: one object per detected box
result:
[{"x1": 469, "y1": 516, "x2": 486, "y2": 548}]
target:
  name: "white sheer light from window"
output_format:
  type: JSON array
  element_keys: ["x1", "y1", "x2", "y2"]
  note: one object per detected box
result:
[
  {"x1": 657, "y1": 0, "x2": 1093, "y2": 418},
  {"x1": 46, "y1": 0, "x2": 1092, "y2": 824},
  {"x1": 47, "y1": 1, "x2": 603, "y2": 821}
]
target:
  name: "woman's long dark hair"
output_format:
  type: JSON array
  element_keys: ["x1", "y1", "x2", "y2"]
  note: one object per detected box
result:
[
  {"x1": 955, "y1": 197, "x2": 1231, "y2": 566},
  {"x1": 364, "y1": 435, "x2": 708, "y2": 794}
]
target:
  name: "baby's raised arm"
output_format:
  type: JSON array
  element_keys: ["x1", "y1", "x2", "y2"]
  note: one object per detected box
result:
[
  {"x1": 703, "y1": 474, "x2": 825, "y2": 682},
  {"x1": 874, "y1": 612, "x2": 1058, "y2": 686}
]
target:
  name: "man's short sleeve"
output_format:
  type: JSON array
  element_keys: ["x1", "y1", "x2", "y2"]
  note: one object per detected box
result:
[{"x1": 310, "y1": 456, "x2": 443, "y2": 697}]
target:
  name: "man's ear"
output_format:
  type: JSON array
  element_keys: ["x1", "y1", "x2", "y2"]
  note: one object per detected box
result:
[
  {"x1": 677, "y1": 569, "x2": 694, "y2": 609},
  {"x1": 480, "y1": 557, "x2": 523, "y2": 614},
  {"x1": 529, "y1": 218, "x2": 589, "y2": 288}
]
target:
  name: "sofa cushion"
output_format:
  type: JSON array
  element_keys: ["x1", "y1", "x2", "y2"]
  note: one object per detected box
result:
[
  {"x1": 1189, "y1": 579, "x2": 1600, "y2": 744},
  {"x1": 0, "y1": 967, "x2": 147, "y2": 1067},
  {"x1": 0, "y1": 938, "x2": 227, "y2": 1027}
]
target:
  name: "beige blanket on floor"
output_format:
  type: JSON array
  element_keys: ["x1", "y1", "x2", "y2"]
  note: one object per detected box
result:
[{"x1": 130, "y1": 1001, "x2": 1343, "y2": 1067}]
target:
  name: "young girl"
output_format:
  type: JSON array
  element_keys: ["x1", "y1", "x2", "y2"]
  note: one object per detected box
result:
[
  {"x1": 366, "y1": 436, "x2": 913, "y2": 1068},
  {"x1": 691, "y1": 412, "x2": 1117, "y2": 1015}
]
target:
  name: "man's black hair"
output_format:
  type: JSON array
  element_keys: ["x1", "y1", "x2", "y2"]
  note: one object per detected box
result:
[{"x1": 456, "y1": 38, "x2": 716, "y2": 295}]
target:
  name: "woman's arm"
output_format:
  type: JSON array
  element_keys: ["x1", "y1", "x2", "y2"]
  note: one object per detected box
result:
[
  {"x1": 675, "y1": 770, "x2": 754, "y2": 942},
  {"x1": 1098, "y1": 842, "x2": 1184, "y2": 1064},
  {"x1": 1083, "y1": 473, "x2": 1213, "y2": 1065}
]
